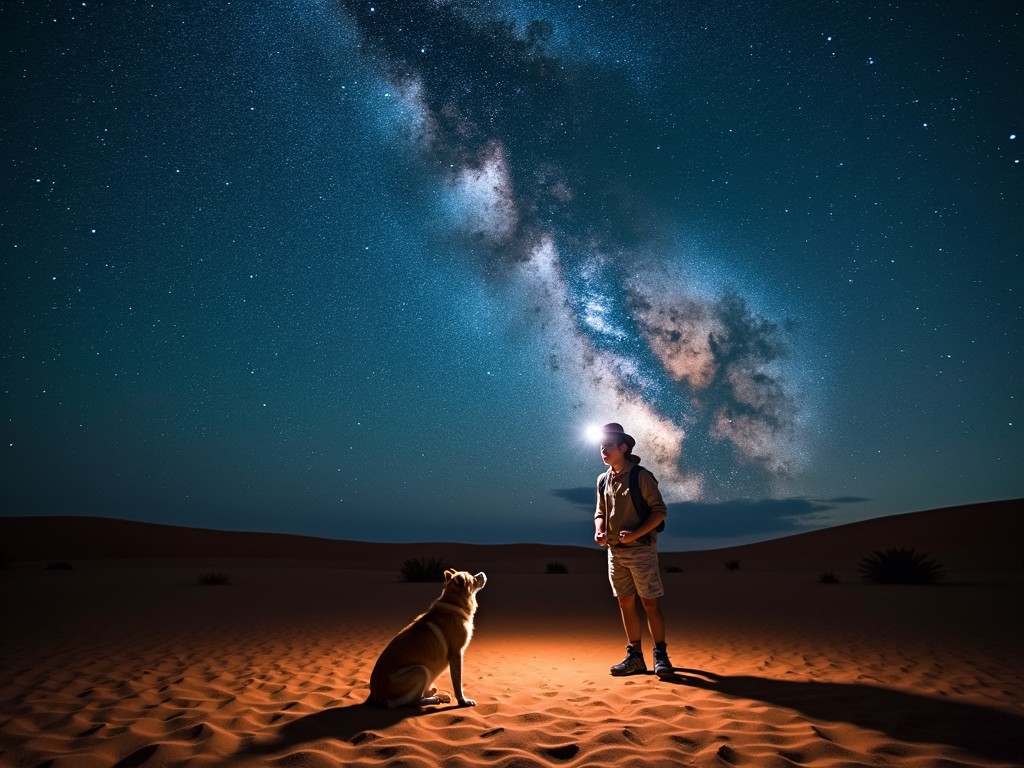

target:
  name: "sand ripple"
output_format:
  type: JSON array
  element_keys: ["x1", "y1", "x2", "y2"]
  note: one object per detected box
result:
[{"x1": 2, "y1": 566, "x2": 1022, "y2": 767}]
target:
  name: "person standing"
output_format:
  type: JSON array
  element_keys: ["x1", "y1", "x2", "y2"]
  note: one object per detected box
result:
[{"x1": 593, "y1": 422, "x2": 673, "y2": 678}]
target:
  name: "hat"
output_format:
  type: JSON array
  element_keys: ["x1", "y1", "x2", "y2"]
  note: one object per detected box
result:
[{"x1": 600, "y1": 422, "x2": 636, "y2": 449}]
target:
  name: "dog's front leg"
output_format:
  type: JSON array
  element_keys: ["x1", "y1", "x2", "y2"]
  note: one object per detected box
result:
[{"x1": 449, "y1": 653, "x2": 475, "y2": 707}]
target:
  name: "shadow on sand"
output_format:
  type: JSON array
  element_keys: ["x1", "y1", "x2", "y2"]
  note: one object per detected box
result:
[
  {"x1": 229, "y1": 700, "x2": 460, "y2": 761},
  {"x1": 225, "y1": 675, "x2": 1023, "y2": 765},
  {"x1": 668, "y1": 668, "x2": 1024, "y2": 764}
]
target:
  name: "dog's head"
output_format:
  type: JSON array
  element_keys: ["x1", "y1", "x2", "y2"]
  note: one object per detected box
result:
[{"x1": 444, "y1": 568, "x2": 487, "y2": 593}]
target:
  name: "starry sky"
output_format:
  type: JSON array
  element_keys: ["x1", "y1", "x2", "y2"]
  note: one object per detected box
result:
[{"x1": 3, "y1": 1, "x2": 1021, "y2": 549}]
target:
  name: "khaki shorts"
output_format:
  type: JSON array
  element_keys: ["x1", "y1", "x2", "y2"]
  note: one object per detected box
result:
[{"x1": 608, "y1": 544, "x2": 664, "y2": 599}]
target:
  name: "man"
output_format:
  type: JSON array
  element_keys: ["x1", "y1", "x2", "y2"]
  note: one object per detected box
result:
[{"x1": 594, "y1": 422, "x2": 673, "y2": 678}]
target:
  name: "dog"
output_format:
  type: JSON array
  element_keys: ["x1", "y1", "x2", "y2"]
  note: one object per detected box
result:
[{"x1": 367, "y1": 568, "x2": 486, "y2": 708}]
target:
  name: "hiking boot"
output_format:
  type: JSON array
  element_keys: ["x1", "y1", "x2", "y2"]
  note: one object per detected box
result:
[
  {"x1": 653, "y1": 643, "x2": 673, "y2": 679},
  {"x1": 610, "y1": 644, "x2": 647, "y2": 676}
]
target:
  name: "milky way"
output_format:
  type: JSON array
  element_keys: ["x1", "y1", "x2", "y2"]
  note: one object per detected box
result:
[{"x1": 342, "y1": 0, "x2": 803, "y2": 500}]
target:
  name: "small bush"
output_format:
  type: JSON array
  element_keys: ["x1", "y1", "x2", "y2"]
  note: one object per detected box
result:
[
  {"x1": 545, "y1": 562, "x2": 568, "y2": 574},
  {"x1": 858, "y1": 547, "x2": 945, "y2": 585},
  {"x1": 400, "y1": 556, "x2": 447, "y2": 583},
  {"x1": 198, "y1": 571, "x2": 230, "y2": 586},
  {"x1": 819, "y1": 572, "x2": 840, "y2": 584},
  {"x1": 725, "y1": 560, "x2": 741, "y2": 572},
  {"x1": 664, "y1": 565, "x2": 684, "y2": 573},
  {"x1": 45, "y1": 561, "x2": 73, "y2": 570}
]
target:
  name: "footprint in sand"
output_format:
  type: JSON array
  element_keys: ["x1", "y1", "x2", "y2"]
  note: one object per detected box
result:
[
  {"x1": 542, "y1": 744, "x2": 580, "y2": 760},
  {"x1": 669, "y1": 734, "x2": 699, "y2": 749},
  {"x1": 717, "y1": 744, "x2": 741, "y2": 764},
  {"x1": 112, "y1": 743, "x2": 158, "y2": 768},
  {"x1": 621, "y1": 727, "x2": 642, "y2": 745}
]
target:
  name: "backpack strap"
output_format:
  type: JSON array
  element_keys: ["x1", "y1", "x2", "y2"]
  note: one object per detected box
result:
[
  {"x1": 627, "y1": 464, "x2": 651, "y2": 520},
  {"x1": 622, "y1": 466, "x2": 663, "y2": 536},
  {"x1": 627, "y1": 464, "x2": 655, "y2": 544}
]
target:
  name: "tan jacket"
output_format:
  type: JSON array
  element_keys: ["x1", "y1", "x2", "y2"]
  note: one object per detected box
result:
[{"x1": 594, "y1": 462, "x2": 667, "y2": 546}]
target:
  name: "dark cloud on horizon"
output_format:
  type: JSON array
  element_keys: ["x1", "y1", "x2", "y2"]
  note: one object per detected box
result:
[
  {"x1": 552, "y1": 488, "x2": 869, "y2": 538},
  {"x1": 671, "y1": 497, "x2": 843, "y2": 538}
]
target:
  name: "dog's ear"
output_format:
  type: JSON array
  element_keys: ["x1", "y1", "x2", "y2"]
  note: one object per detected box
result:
[
  {"x1": 452, "y1": 572, "x2": 468, "y2": 588},
  {"x1": 444, "y1": 568, "x2": 457, "y2": 583}
]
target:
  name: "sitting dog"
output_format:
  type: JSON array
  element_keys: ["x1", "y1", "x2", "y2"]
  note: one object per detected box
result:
[{"x1": 368, "y1": 568, "x2": 487, "y2": 708}]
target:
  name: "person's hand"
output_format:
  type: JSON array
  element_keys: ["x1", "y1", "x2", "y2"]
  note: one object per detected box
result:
[
  {"x1": 618, "y1": 530, "x2": 637, "y2": 544},
  {"x1": 595, "y1": 530, "x2": 607, "y2": 547}
]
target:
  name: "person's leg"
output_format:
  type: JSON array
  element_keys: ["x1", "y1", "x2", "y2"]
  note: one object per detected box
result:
[
  {"x1": 608, "y1": 551, "x2": 647, "y2": 675},
  {"x1": 641, "y1": 597, "x2": 673, "y2": 677},
  {"x1": 610, "y1": 594, "x2": 647, "y2": 675},
  {"x1": 639, "y1": 596, "x2": 665, "y2": 645},
  {"x1": 635, "y1": 548, "x2": 673, "y2": 678},
  {"x1": 633, "y1": 546, "x2": 665, "y2": 642},
  {"x1": 617, "y1": 595, "x2": 643, "y2": 645},
  {"x1": 609, "y1": 550, "x2": 642, "y2": 643}
]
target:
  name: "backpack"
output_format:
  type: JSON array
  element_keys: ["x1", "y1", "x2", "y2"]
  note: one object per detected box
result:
[{"x1": 599, "y1": 464, "x2": 665, "y2": 535}]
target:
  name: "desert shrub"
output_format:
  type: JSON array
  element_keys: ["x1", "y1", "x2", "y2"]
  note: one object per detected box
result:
[
  {"x1": 858, "y1": 547, "x2": 945, "y2": 585},
  {"x1": 198, "y1": 571, "x2": 230, "y2": 586},
  {"x1": 545, "y1": 562, "x2": 568, "y2": 574},
  {"x1": 400, "y1": 556, "x2": 447, "y2": 583},
  {"x1": 819, "y1": 572, "x2": 840, "y2": 584},
  {"x1": 45, "y1": 561, "x2": 73, "y2": 570},
  {"x1": 664, "y1": 565, "x2": 684, "y2": 573},
  {"x1": 725, "y1": 560, "x2": 741, "y2": 572}
]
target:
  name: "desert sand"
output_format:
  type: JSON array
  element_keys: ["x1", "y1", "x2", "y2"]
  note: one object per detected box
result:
[{"x1": 1, "y1": 501, "x2": 1022, "y2": 768}]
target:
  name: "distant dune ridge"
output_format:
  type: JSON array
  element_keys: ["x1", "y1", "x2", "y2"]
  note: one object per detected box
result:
[
  {"x1": 1, "y1": 498, "x2": 1021, "y2": 576},
  {"x1": 1, "y1": 500, "x2": 1022, "y2": 767}
]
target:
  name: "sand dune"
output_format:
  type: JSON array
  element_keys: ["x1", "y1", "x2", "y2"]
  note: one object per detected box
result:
[
  {"x1": 0, "y1": 514, "x2": 599, "y2": 575},
  {"x1": 3, "y1": 498, "x2": 1021, "y2": 576},
  {"x1": 1, "y1": 501, "x2": 1022, "y2": 767}
]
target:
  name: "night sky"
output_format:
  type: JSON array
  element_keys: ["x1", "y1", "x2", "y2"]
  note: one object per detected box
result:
[{"x1": 3, "y1": 1, "x2": 1021, "y2": 548}]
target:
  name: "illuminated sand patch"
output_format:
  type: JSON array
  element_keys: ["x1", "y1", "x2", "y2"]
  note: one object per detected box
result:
[{"x1": 2, "y1": 557, "x2": 1021, "y2": 768}]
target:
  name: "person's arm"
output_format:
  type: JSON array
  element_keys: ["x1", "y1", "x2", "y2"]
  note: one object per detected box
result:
[
  {"x1": 618, "y1": 509, "x2": 666, "y2": 543},
  {"x1": 594, "y1": 475, "x2": 608, "y2": 547}
]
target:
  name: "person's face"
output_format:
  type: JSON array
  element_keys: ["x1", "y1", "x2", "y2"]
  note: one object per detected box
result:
[{"x1": 599, "y1": 437, "x2": 628, "y2": 467}]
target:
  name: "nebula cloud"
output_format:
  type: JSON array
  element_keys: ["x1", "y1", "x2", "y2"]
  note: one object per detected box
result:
[{"x1": 341, "y1": 0, "x2": 802, "y2": 500}]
